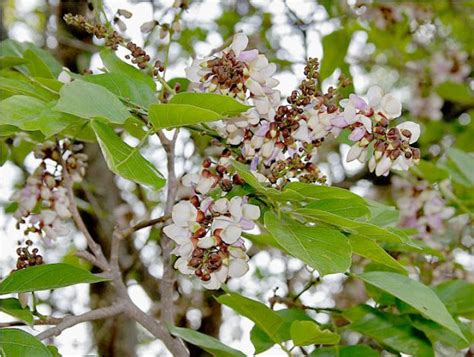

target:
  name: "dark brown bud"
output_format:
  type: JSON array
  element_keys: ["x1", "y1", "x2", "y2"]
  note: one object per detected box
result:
[
  {"x1": 202, "y1": 158, "x2": 212, "y2": 168},
  {"x1": 190, "y1": 195, "x2": 200, "y2": 207},
  {"x1": 196, "y1": 210, "x2": 205, "y2": 223}
]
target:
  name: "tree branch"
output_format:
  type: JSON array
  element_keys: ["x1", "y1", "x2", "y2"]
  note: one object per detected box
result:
[
  {"x1": 36, "y1": 303, "x2": 126, "y2": 340},
  {"x1": 157, "y1": 129, "x2": 179, "y2": 326}
]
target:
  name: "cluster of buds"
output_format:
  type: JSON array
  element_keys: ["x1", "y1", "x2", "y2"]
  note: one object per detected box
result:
[
  {"x1": 186, "y1": 33, "x2": 280, "y2": 121},
  {"x1": 63, "y1": 14, "x2": 124, "y2": 50},
  {"x1": 164, "y1": 196, "x2": 260, "y2": 289},
  {"x1": 178, "y1": 150, "x2": 245, "y2": 197},
  {"x1": 125, "y1": 41, "x2": 150, "y2": 70},
  {"x1": 15, "y1": 240, "x2": 43, "y2": 270},
  {"x1": 392, "y1": 177, "x2": 455, "y2": 239},
  {"x1": 64, "y1": 13, "x2": 158, "y2": 74},
  {"x1": 10, "y1": 140, "x2": 87, "y2": 241},
  {"x1": 329, "y1": 86, "x2": 421, "y2": 176}
]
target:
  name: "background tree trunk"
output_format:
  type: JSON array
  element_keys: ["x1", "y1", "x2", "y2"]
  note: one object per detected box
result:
[{"x1": 55, "y1": 2, "x2": 138, "y2": 355}]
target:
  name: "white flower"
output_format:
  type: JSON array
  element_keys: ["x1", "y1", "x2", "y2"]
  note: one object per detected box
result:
[
  {"x1": 397, "y1": 122, "x2": 421, "y2": 144},
  {"x1": 163, "y1": 224, "x2": 191, "y2": 244},
  {"x1": 197, "y1": 236, "x2": 218, "y2": 249},
  {"x1": 380, "y1": 93, "x2": 402, "y2": 118},
  {"x1": 172, "y1": 201, "x2": 197, "y2": 227},
  {"x1": 213, "y1": 198, "x2": 229, "y2": 214},
  {"x1": 375, "y1": 156, "x2": 392, "y2": 176},
  {"x1": 228, "y1": 259, "x2": 249, "y2": 278},
  {"x1": 242, "y1": 204, "x2": 260, "y2": 220},
  {"x1": 221, "y1": 224, "x2": 242, "y2": 244},
  {"x1": 196, "y1": 176, "x2": 215, "y2": 195}
]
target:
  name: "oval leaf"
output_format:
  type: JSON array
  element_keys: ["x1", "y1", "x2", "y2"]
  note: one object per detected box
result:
[
  {"x1": 148, "y1": 103, "x2": 222, "y2": 130},
  {"x1": 168, "y1": 326, "x2": 245, "y2": 357},
  {"x1": 54, "y1": 80, "x2": 131, "y2": 124},
  {"x1": 265, "y1": 212, "x2": 352, "y2": 275},
  {"x1": 217, "y1": 292, "x2": 283, "y2": 343},
  {"x1": 357, "y1": 271, "x2": 466, "y2": 341},
  {"x1": 0, "y1": 298, "x2": 34, "y2": 324},
  {"x1": 169, "y1": 92, "x2": 251, "y2": 116},
  {"x1": 290, "y1": 320, "x2": 340, "y2": 346},
  {"x1": 0, "y1": 329, "x2": 52, "y2": 357},
  {"x1": 91, "y1": 120, "x2": 165, "y2": 190},
  {"x1": 0, "y1": 263, "x2": 109, "y2": 295}
]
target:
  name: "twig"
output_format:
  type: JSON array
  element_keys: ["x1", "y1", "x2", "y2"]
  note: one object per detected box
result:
[
  {"x1": 36, "y1": 303, "x2": 126, "y2": 340},
  {"x1": 0, "y1": 317, "x2": 62, "y2": 328},
  {"x1": 158, "y1": 129, "x2": 179, "y2": 326},
  {"x1": 58, "y1": 144, "x2": 110, "y2": 272}
]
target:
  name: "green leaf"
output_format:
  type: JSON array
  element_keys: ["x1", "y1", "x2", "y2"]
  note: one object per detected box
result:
[
  {"x1": 0, "y1": 75, "x2": 58, "y2": 101},
  {"x1": 296, "y1": 208, "x2": 404, "y2": 244},
  {"x1": 0, "y1": 56, "x2": 28, "y2": 70},
  {"x1": 0, "y1": 298, "x2": 34, "y2": 324},
  {"x1": 366, "y1": 200, "x2": 400, "y2": 227},
  {"x1": 265, "y1": 212, "x2": 352, "y2": 275},
  {"x1": 0, "y1": 140, "x2": 9, "y2": 166},
  {"x1": 411, "y1": 160, "x2": 449, "y2": 184},
  {"x1": 169, "y1": 92, "x2": 251, "y2": 117},
  {"x1": 0, "y1": 263, "x2": 109, "y2": 295},
  {"x1": 343, "y1": 305, "x2": 433, "y2": 356},
  {"x1": 349, "y1": 235, "x2": 407, "y2": 274},
  {"x1": 290, "y1": 321, "x2": 340, "y2": 346},
  {"x1": 411, "y1": 315, "x2": 471, "y2": 350},
  {"x1": 284, "y1": 182, "x2": 366, "y2": 204},
  {"x1": 23, "y1": 49, "x2": 54, "y2": 79},
  {"x1": 167, "y1": 77, "x2": 190, "y2": 92},
  {"x1": 54, "y1": 80, "x2": 131, "y2": 124},
  {"x1": 305, "y1": 199, "x2": 369, "y2": 219},
  {"x1": 0, "y1": 96, "x2": 82, "y2": 137},
  {"x1": 0, "y1": 39, "x2": 62, "y2": 77},
  {"x1": 250, "y1": 309, "x2": 315, "y2": 354},
  {"x1": 83, "y1": 72, "x2": 156, "y2": 109},
  {"x1": 435, "y1": 81, "x2": 474, "y2": 105},
  {"x1": 168, "y1": 326, "x2": 245, "y2": 357},
  {"x1": 0, "y1": 329, "x2": 52, "y2": 357},
  {"x1": 217, "y1": 292, "x2": 283, "y2": 342},
  {"x1": 357, "y1": 271, "x2": 466, "y2": 341},
  {"x1": 148, "y1": 103, "x2": 222, "y2": 130},
  {"x1": 319, "y1": 29, "x2": 351, "y2": 79},
  {"x1": 309, "y1": 345, "x2": 379, "y2": 357},
  {"x1": 446, "y1": 147, "x2": 474, "y2": 187},
  {"x1": 100, "y1": 49, "x2": 156, "y2": 91},
  {"x1": 90, "y1": 120, "x2": 165, "y2": 190},
  {"x1": 433, "y1": 280, "x2": 474, "y2": 318}
]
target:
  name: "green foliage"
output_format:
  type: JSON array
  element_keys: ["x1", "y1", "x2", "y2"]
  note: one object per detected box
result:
[
  {"x1": 357, "y1": 271, "x2": 466, "y2": 340},
  {"x1": 54, "y1": 80, "x2": 131, "y2": 124},
  {"x1": 148, "y1": 103, "x2": 222, "y2": 130},
  {"x1": 0, "y1": 95, "x2": 81, "y2": 137},
  {"x1": 265, "y1": 212, "x2": 352, "y2": 275},
  {"x1": 217, "y1": 292, "x2": 283, "y2": 343},
  {"x1": 168, "y1": 326, "x2": 245, "y2": 357},
  {"x1": 91, "y1": 120, "x2": 166, "y2": 190},
  {"x1": 83, "y1": 73, "x2": 156, "y2": 108},
  {"x1": 0, "y1": 263, "x2": 109, "y2": 295},
  {"x1": 0, "y1": 298, "x2": 33, "y2": 324},
  {"x1": 343, "y1": 305, "x2": 434, "y2": 356},
  {"x1": 290, "y1": 320, "x2": 340, "y2": 346},
  {"x1": 434, "y1": 280, "x2": 474, "y2": 319},
  {"x1": 169, "y1": 93, "x2": 251, "y2": 116},
  {"x1": 319, "y1": 29, "x2": 351, "y2": 79},
  {"x1": 309, "y1": 345, "x2": 379, "y2": 357},
  {"x1": 250, "y1": 309, "x2": 315, "y2": 354},
  {"x1": 0, "y1": 329, "x2": 52, "y2": 357}
]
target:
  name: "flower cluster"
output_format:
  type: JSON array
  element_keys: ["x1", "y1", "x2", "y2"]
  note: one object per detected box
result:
[
  {"x1": 164, "y1": 196, "x2": 260, "y2": 289},
  {"x1": 15, "y1": 240, "x2": 43, "y2": 270},
  {"x1": 11, "y1": 140, "x2": 87, "y2": 241},
  {"x1": 392, "y1": 177, "x2": 455, "y2": 239},
  {"x1": 329, "y1": 86, "x2": 421, "y2": 176}
]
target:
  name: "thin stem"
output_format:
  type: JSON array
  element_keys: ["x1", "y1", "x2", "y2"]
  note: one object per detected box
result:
[{"x1": 36, "y1": 303, "x2": 126, "y2": 340}]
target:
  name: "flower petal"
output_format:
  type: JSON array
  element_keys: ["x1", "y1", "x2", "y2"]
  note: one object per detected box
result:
[
  {"x1": 231, "y1": 33, "x2": 248, "y2": 56},
  {"x1": 228, "y1": 259, "x2": 249, "y2": 278}
]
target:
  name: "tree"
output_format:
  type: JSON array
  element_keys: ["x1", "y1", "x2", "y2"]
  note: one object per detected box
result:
[{"x1": 0, "y1": 1, "x2": 472, "y2": 356}]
